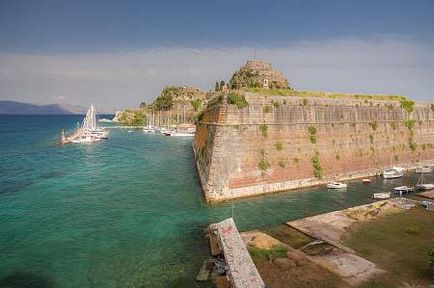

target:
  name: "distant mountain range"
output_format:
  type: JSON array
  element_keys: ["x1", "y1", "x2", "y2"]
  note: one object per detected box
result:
[{"x1": 0, "y1": 101, "x2": 89, "y2": 115}]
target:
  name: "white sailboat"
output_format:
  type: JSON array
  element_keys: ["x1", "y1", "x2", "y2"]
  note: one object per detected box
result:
[{"x1": 71, "y1": 104, "x2": 109, "y2": 143}]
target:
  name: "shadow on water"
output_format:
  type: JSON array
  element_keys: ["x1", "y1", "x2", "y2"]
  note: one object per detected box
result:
[{"x1": 0, "y1": 271, "x2": 55, "y2": 288}]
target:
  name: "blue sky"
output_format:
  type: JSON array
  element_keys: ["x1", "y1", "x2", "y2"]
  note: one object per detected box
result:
[{"x1": 0, "y1": 0, "x2": 433, "y2": 111}]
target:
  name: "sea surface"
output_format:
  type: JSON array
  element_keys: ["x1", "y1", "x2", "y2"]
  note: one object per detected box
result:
[{"x1": 0, "y1": 115, "x2": 431, "y2": 287}]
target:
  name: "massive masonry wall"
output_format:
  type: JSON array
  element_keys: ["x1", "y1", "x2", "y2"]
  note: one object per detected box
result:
[{"x1": 193, "y1": 93, "x2": 434, "y2": 202}]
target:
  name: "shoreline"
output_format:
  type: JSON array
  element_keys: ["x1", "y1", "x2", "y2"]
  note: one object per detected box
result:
[{"x1": 199, "y1": 159, "x2": 434, "y2": 203}]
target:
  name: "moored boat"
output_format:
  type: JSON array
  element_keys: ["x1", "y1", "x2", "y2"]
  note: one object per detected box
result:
[
  {"x1": 415, "y1": 165, "x2": 433, "y2": 173},
  {"x1": 416, "y1": 183, "x2": 434, "y2": 191},
  {"x1": 382, "y1": 168, "x2": 404, "y2": 179},
  {"x1": 373, "y1": 192, "x2": 391, "y2": 199},
  {"x1": 327, "y1": 182, "x2": 347, "y2": 189},
  {"x1": 394, "y1": 186, "x2": 414, "y2": 193}
]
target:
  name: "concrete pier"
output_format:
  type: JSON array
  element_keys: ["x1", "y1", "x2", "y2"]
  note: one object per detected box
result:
[{"x1": 209, "y1": 218, "x2": 265, "y2": 288}]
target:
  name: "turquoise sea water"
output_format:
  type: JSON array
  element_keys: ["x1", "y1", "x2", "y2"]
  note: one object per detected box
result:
[{"x1": 0, "y1": 115, "x2": 431, "y2": 288}]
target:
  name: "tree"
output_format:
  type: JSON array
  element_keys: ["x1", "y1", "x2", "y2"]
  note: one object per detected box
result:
[
  {"x1": 154, "y1": 87, "x2": 175, "y2": 110},
  {"x1": 220, "y1": 80, "x2": 225, "y2": 90},
  {"x1": 139, "y1": 102, "x2": 146, "y2": 108},
  {"x1": 215, "y1": 81, "x2": 220, "y2": 92}
]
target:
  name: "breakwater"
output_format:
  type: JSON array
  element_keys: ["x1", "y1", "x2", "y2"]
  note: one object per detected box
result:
[{"x1": 194, "y1": 93, "x2": 434, "y2": 202}]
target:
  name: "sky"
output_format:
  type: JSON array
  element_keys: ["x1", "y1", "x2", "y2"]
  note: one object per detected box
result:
[{"x1": 0, "y1": 0, "x2": 433, "y2": 111}]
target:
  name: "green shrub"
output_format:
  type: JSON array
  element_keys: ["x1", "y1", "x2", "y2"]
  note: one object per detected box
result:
[
  {"x1": 258, "y1": 159, "x2": 271, "y2": 171},
  {"x1": 227, "y1": 92, "x2": 248, "y2": 109},
  {"x1": 278, "y1": 160, "x2": 286, "y2": 168},
  {"x1": 308, "y1": 125, "x2": 317, "y2": 135},
  {"x1": 409, "y1": 141, "x2": 417, "y2": 152},
  {"x1": 312, "y1": 153, "x2": 323, "y2": 179},
  {"x1": 400, "y1": 99, "x2": 414, "y2": 114},
  {"x1": 309, "y1": 135, "x2": 317, "y2": 144},
  {"x1": 431, "y1": 103, "x2": 434, "y2": 113},
  {"x1": 259, "y1": 124, "x2": 268, "y2": 138},
  {"x1": 275, "y1": 142, "x2": 283, "y2": 151},
  {"x1": 369, "y1": 134, "x2": 374, "y2": 145},
  {"x1": 263, "y1": 105, "x2": 272, "y2": 113},
  {"x1": 336, "y1": 154, "x2": 340, "y2": 160},
  {"x1": 293, "y1": 157, "x2": 300, "y2": 165},
  {"x1": 404, "y1": 119, "x2": 416, "y2": 130},
  {"x1": 369, "y1": 121, "x2": 378, "y2": 131},
  {"x1": 302, "y1": 98, "x2": 308, "y2": 106},
  {"x1": 190, "y1": 99, "x2": 201, "y2": 111}
]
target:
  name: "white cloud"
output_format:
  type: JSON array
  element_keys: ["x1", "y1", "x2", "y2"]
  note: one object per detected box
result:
[{"x1": 0, "y1": 38, "x2": 433, "y2": 112}]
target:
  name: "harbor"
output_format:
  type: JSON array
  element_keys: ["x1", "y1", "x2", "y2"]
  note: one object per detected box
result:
[{"x1": 1, "y1": 115, "x2": 433, "y2": 287}]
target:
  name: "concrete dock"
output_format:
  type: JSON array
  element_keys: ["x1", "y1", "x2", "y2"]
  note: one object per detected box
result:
[{"x1": 209, "y1": 218, "x2": 265, "y2": 288}]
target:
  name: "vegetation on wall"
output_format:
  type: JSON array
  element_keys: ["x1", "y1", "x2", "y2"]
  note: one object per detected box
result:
[
  {"x1": 400, "y1": 99, "x2": 415, "y2": 115},
  {"x1": 308, "y1": 125, "x2": 317, "y2": 144},
  {"x1": 258, "y1": 150, "x2": 271, "y2": 171},
  {"x1": 275, "y1": 142, "x2": 283, "y2": 151},
  {"x1": 311, "y1": 152, "x2": 323, "y2": 179},
  {"x1": 227, "y1": 92, "x2": 248, "y2": 109},
  {"x1": 190, "y1": 99, "x2": 202, "y2": 112},
  {"x1": 431, "y1": 103, "x2": 434, "y2": 113},
  {"x1": 259, "y1": 124, "x2": 268, "y2": 139},
  {"x1": 263, "y1": 105, "x2": 272, "y2": 113},
  {"x1": 244, "y1": 87, "x2": 408, "y2": 101},
  {"x1": 369, "y1": 121, "x2": 378, "y2": 131}
]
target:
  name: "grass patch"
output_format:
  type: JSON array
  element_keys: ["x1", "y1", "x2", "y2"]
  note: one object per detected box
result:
[
  {"x1": 243, "y1": 88, "x2": 408, "y2": 101},
  {"x1": 266, "y1": 225, "x2": 313, "y2": 249},
  {"x1": 343, "y1": 207, "x2": 434, "y2": 287},
  {"x1": 248, "y1": 245, "x2": 288, "y2": 262},
  {"x1": 227, "y1": 92, "x2": 248, "y2": 109}
]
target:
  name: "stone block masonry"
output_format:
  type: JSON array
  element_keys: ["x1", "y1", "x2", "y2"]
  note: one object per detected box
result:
[{"x1": 193, "y1": 93, "x2": 434, "y2": 202}]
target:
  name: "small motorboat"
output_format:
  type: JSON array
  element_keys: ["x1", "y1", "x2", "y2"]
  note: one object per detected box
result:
[
  {"x1": 415, "y1": 165, "x2": 433, "y2": 173},
  {"x1": 394, "y1": 186, "x2": 414, "y2": 193},
  {"x1": 362, "y1": 179, "x2": 371, "y2": 184},
  {"x1": 382, "y1": 168, "x2": 404, "y2": 179},
  {"x1": 415, "y1": 172, "x2": 434, "y2": 191},
  {"x1": 143, "y1": 125, "x2": 156, "y2": 133},
  {"x1": 327, "y1": 182, "x2": 348, "y2": 189},
  {"x1": 373, "y1": 192, "x2": 391, "y2": 199},
  {"x1": 416, "y1": 183, "x2": 434, "y2": 191}
]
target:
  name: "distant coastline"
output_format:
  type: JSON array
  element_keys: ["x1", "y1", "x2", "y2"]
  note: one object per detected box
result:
[{"x1": 0, "y1": 100, "x2": 113, "y2": 115}]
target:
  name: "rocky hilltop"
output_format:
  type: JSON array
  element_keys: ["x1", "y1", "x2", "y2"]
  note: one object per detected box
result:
[
  {"x1": 114, "y1": 86, "x2": 211, "y2": 125},
  {"x1": 230, "y1": 60, "x2": 289, "y2": 89}
]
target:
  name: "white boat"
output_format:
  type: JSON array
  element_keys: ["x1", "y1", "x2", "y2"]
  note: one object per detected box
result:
[
  {"x1": 170, "y1": 131, "x2": 195, "y2": 137},
  {"x1": 373, "y1": 192, "x2": 391, "y2": 199},
  {"x1": 70, "y1": 104, "x2": 109, "y2": 143},
  {"x1": 143, "y1": 125, "x2": 156, "y2": 133},
  {"x1": 415, "y1": 165, "x2": 433, "y2": 173},
  {"x1": 415, "y1": 173, "x2": 434, "y2": 190},
  {"x1": 382, "y1": 168, "x2": 404, "y2": 179},
  {"x1": 327, "y1": 182, "x2": 347, "y2": 189},
  {"x1": 362, "y1": 179, "x2": 371, "y2": 184},
  {"x1": 394, "y1": 186, "x2": 414, "y2": 193},
  {"x1": 417, "y1": 183, "x2": 434, "y2": 191},
  {"x1": 98, "y1": 118, "x2": 112, "y2": 123}
]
